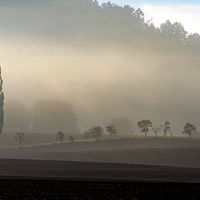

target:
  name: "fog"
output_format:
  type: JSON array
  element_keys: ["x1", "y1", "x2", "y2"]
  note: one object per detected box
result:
[
  {"x1": 1, "y1": 35, "x2": 200, "y2": 134},
  {"x1": 0, "y1": 0, "x2": 199, "y2": 135}
]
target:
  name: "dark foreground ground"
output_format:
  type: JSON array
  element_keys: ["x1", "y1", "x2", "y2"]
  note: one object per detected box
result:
[
  {"x1": 1, "y1": 176, "x2": 200, "y2": 199},
  {"x1": 0, "y1": 137, "x2": 200, "y2": 199},
  {"x1": 0, "y1": 159, "x2": 200, "y2": 199}
]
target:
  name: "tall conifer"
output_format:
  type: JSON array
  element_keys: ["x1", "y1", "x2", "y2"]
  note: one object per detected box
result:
[{"x1": 0, "y1": 67, "x2": 4, "y2": 134}]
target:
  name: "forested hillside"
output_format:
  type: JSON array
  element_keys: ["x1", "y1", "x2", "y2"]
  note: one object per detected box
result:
[{"x1": 0, "y1": 0, "x2": 199, "y2": 50}]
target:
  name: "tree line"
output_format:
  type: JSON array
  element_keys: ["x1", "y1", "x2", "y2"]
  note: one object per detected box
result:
[
  {"x1": 13, "y1": 120, "x2": 197, "y2": 147},
  {"x1": 137, "y1": 120, "x2": 197, "y2": 139},
  {"x1": 0, "y1": 0, "x2": 200, "y2": 51},
  {"x1": 4, "y1": 99, "x2": 79, "y2": 133},
  {"x1": 4, "y1": 98, "x2": 198, "y2": 140},
  {"x1": 83, "y1": 120, "x2": 197, "y2": 141}
]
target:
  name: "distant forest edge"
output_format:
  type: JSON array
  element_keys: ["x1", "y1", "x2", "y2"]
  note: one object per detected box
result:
[
  {"x1": 4, "y1": 99, "x2": 79, "y2": 133},
  {"x1": 3, "y1": 99, "x2": 200, "y2": 140},
  {"x1": 0, "y1": 0, "x2": 199, "y2": 51}
]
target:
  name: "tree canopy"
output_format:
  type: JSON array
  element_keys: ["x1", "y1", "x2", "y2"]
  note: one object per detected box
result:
[
  {"x1": 0, "y1": 0, "x2": 199, "y2": 51},
  {"x1": 56, "y1": 131, "x2": 64, "y2": 143},
  {"x1": 4, "y1": 99, "x2": 30, "y2": 131},
  {"x1": 31, "y1": 100, "x2": 79, "y2": 133},
  {"x1": 106, "y1": 125, "x2": 117, "y2": 139},
  {"x1": 88, "y1": 126, "x2": 104, "y2": 140},
  {"x1": 137, "y1": 120, "x2": 152, "y2": 138},
  {"x1": 182, "y1": 123, "x2": 196, "y2": 139}
]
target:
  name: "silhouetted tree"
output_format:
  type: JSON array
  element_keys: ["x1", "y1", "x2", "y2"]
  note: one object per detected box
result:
[
  {"x1": 160, "y1": 20, "x2": 188, "y2": 44},
  {"x1": 89, "y1": 126, "x2": 104, "y2": 141},
  {"x1": 182, "y1": 123, "x2": 196, "y2": 139},
  {"x1": 186, "y1": 33, "x2": 200, "y2": 52},
  {"x1": 69, "y1": 136, "x2": 74, "y2": 142},
  {"x1": 14, "y1": 132, "x2": 25, "y2": 147},
  {"x1": 137, "y1": 120, "x2": 152, "y2": 138},
  {"x1": 106, "y1": 125, "x2": 117, "y2": 139},
  {"x1": 56, "y1": 131, "x2": 64, "y2": 143},
  {"x1": 152, "y1": 127, "x2": 160, "y2": 138},
  {"x1": 160, "y1": 121, "x2": 172, "y2": 137},
  {"x1": 83, "y1": 131, "x2": 91, "y2": 142},
  {"x1": 0, "y1": 67, "x2": 3, "y2": 134},
  {"x1": 1, "y1": 0, "x2": 200, "y2": 52},
  {"x1": 31, "y1": 100, "x2": 79, "y2": 133},
  {"x1": 4, "y1": 99, "x2": 30, "y2": 131}
]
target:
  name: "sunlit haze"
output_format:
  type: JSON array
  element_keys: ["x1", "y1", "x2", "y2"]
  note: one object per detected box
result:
[{"x1": 1, "y1": 0, "x2": 200, "y2": 133}]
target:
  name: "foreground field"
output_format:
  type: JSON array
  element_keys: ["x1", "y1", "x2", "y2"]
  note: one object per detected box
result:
[
  {"x1": 0, "y1": 159, "x2": 200, "y2": 199},
  {"x1": 1, "y1": 177, "x2": 200, "y2": 199},
  {"x1": 0, "y1": 136, "x2": 200, "y2": 199},
  {"x1": 0, "y1": 137, "x2": 200, "y2": 168}
]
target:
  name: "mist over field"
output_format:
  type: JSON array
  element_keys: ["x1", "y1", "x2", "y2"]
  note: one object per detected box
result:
[
  {"x1": 0, "y1": 0, "x2": 200, "y2": 134},
  {"x1": 1, "y1": 37, "x2": 200, "y2": 134}
]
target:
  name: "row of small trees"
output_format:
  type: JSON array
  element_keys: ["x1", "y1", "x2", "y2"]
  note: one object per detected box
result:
[
  {"x1": 83, "y1": 125, "x2": 117, "y2": 141},
  {"x1": 137, "y1": 120, "x2": 197, "y2": 139},
  {"x1": 56, "y1": 131, "x2": 74, "y2": 143},
  {"x1": 83, "y1": 121, "x2": 197, "y2": 141},
  {"x1": 4, "y1": 0, "x2": 200, "y2": 50},
  {"x1": 14, "y1": 131, "x2": 75, "y2": 147},
  {"x1": 137, "y1": 120, "x2": 172, "y2": 138},
  {"x1": 14, "y1": 121, "x2": 197, "y2": 148}
]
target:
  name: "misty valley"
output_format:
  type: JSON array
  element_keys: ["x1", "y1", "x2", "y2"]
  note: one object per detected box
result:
[{"x1": 0, "y1": 0, "x2": 200, "y2": 199}]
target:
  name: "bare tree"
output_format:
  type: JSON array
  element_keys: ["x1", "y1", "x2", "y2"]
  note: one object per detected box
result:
[
  {"x1": 160, "y1": 121, "x2": 172, "y2": 137},
  {"x1": 14, "y1": 132, "x2": 25, "y2": 147},
  {"x1": 152, "y1": 127, "x2": 160, "y2": 138}
]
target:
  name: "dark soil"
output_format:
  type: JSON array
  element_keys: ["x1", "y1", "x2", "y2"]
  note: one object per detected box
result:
[
  {"x1": 0, "y1": 159, "x2": 200, "y2": 199},
  {"x1": 0, "y1": 159, "x2": 200, "y2": 182},
  {"x1": 1, "y1": 177, "x2": 200, "y2": 199}
]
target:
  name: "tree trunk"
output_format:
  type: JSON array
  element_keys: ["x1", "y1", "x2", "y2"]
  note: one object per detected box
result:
[
  {"x1": 145, "y1": 131, "x2": 146, "y2": 138},
  {"x1": 169, "y1": 129, "x2": 173, "y2": 137}
]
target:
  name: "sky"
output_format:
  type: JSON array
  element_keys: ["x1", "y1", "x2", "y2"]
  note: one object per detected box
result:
[{"x1": 98, "y1": 0, "x2": 200, "y2": 34}]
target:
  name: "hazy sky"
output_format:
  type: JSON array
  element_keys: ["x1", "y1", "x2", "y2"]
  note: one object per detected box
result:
[
  {"x1": 98, "y1": 0, "x2": 200, "y2": 34},
  {"x1": 1, "y1": 0, "x2": 200, "y2": 134},
  {"x1": 2, "y1": 37, "x2": 200, "y2": 133}
]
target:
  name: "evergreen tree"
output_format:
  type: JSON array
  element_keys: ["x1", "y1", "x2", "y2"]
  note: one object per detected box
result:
[{"x1": 0, "y1": 67, "x2": 4, "y2": 134}]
